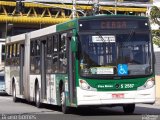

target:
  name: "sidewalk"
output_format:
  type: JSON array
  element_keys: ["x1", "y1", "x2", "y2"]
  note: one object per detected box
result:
[
  {"x1": 136, "y1": 104, "x2": 160, "y2": 109},
  {"x1": 155, "y1": 99, "x2": 160, "y2": 105}
]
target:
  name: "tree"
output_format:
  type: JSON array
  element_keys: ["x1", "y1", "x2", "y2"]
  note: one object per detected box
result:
[
  {"x1": 150, "y1": 6, "x2": 160, "y2": 46},
  {"x1": 152, "y1": 30, "x2": 160, "y2": 46},
  {"x1": 150, "y1": 6, "x2": 160, "y2": 25}
]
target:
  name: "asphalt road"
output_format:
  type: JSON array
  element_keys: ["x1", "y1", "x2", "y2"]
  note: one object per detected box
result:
[{"x1": 0, "y1": 95, "x2": 159, "y2": 120}]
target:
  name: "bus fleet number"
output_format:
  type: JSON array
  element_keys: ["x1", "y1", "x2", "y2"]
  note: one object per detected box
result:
[{"x1": 121, "y1": 84, "x2": 134, "y2": 89}]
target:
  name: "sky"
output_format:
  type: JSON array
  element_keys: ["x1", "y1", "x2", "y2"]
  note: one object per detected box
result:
[{"x1": 154, "y1": 0, "x2": 160, "y2": 7}]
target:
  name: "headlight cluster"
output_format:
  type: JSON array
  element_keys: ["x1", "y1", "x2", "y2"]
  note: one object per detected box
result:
[
  {"x1": 79, "y1": 79, "x2": 97, "y2": 91},
  {"x1": 138, "y1": 77, "x2": 155, "y2": 90}
]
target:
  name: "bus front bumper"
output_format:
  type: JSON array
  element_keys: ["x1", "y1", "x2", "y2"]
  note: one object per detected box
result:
[{"x1": 76, "y1": 86, "x2": 156, "y2": 106}]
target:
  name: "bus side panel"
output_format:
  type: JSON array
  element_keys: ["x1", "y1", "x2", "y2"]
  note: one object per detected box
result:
[
  {"x1": 29, "y1": 75, "x2": 41, "y2": 102},
  {"x1": 5, "y1": 67, "x2": 11, "y2": 95},
  {"x1": 10, "y1": 66, "x2": 20, "y2": 96},
  {"x1": 46, "y1": 74, "x2": 57, "y2": 105}
]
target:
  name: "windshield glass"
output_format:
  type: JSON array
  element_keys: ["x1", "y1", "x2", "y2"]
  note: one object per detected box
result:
[{"x1": 79, "y1": 31, "x2": 153, "y2": 77}]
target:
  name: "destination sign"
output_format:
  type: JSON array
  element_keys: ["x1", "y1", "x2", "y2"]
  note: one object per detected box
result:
[{"x1": 79, "y1": 18, "x2": 149, "y2": 31}]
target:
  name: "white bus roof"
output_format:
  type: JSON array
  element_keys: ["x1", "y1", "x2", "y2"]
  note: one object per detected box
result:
[
  {"x1": 30, "y1": 25, "x2": 56, "y2": 39},
  {"x1": 6, "y1": 34, "x2": 25, "y2": 44}
]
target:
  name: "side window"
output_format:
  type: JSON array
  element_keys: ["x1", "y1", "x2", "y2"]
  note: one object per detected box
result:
[
  {"x1": 16, "y1": 44, "x2": 20, "y2": 57},
  {"x1": 30, "y1": 40, "x2": 41, "y2": 74},
  {"x1": 5, "y1": 43, "x2": 20, "y2": 66},
  {"x1": 31, "y1": 41, "x2": 35, "y2": 56},
  {"x1": 52, "y1": 35, "x2": 59, "y2": 73},
  {"x1": 46, "y1": 36, "x2": 53, "y2": 73},
  {"x1": 14, "y1": 43, "x2": 20, "y2": 66},
  {"x1": 35, "y1": 40, "x2": 40, "y2": 56},
  {"x1": 47, "y1": 36, "x2": 52, "y2": 55},
  {"x1": 59, "y1": 33, "x2": 67, "y2": 73},
  {"x1": 2, "y1": 45, "x2": 5, "y2": 63},
  {"x1": 6, "y1": 45, "x2": 8, "y2": 59},
  {"x1": 6, "y1": 45, "x2": 10, "y2": 65},
  {"x1": 11, "y1": 44, "x2": 14, "y2": 57},
  {"x1": 10, "y1": 45, "x2": 12, "y2": 59},
  {"x1": 13, "y1": 44, "x2": 16, "y2": 57}
]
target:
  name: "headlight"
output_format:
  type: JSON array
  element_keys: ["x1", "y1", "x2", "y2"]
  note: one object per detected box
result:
[
  {"x1": 79, "y1": 79, "x2": 96, "y2": 91},
  {"x1": 138, "y1": 77, "x2": 155, "y2": 90},
  {"x1": 146, "y1": 80, "x2": 154, "y2": 88}
]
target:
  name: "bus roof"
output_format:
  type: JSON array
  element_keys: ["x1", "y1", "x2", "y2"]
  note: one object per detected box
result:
[
  {"x1": 6, "y1": 34, "x2": 25, "y2": 44},
  {"x1": 6, "y1": 15, "x2": 149, "y2": 43},
  {"x1": 30, "y1": 25, "x2": 56, "y2": 39}
]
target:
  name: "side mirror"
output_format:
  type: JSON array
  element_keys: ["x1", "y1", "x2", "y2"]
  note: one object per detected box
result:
[{"x1": 71, "y1": 36, "x2": 77, "y2": 52}]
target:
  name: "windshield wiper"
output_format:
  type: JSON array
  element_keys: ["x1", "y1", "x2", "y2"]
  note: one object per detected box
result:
[
  {"x1": 95, "y1": 32, "x2": 107, "y2": 43},
  {"x1": 126, "y1": 29, "x2": 135, "y2": 41},
  {"x1": 95, "y1": 32, "x2": 113, "y2": 64}
]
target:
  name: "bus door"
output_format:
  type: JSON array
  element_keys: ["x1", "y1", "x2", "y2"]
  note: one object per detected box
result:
[
  {"x1": 40, "y1": 40, "x2": 47, "y2": 99},
  {"x1": 68, "y1": 35, "x2": 76, "y2": 104},
  {"x1": 19, "y1": 44, "x2": 24, "y2": 95}
]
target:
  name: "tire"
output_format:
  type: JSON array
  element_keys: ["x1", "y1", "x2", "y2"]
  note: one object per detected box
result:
[
  {"x1": 12, "y1": 83, "x2": 18, "y2": 102},
  {"x1": 35, "y1": 83, "x2": 42, "y2": 108},
  {"x1": 123, "y1": 104, "x2": 135, "y2": 114},
  {"x1": 61, "y1": 85, "x2": 70, "y2": 114}
]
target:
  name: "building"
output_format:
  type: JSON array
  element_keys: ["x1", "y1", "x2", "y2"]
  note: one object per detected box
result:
[{"x1": 0, "y1": 0, "x2": 153, "y2": 38}]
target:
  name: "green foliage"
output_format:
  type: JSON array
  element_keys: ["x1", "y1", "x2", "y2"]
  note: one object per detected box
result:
[
  {"x1": 152, "y1": 30, "x2": 160, "y2": 46},
  {"x1": 150, "y1": 6, "x2": 160, "y2": 25},
  {"x1": 150, "y1": 6, "x2": 160, "y2": 46},
  {"x1": 152, "y1": 30, "x2": 160, "y2": 36}
]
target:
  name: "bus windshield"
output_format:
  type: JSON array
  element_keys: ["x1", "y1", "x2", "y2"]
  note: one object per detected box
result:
[{"x1": 79, "y1": 31, "x2": 153, "y2": 77}]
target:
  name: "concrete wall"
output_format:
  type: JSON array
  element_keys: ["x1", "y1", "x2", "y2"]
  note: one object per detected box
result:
[
  {"x1": 154, "y1": 45, "x2": 160, "y2": 104},
  {"x1": 155, "y1": 76, "x2": 160, "y2": 104}
]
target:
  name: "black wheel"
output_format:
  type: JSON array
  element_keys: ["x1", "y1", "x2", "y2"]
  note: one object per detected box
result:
[
  {"x1": 35, "y1": 83, "x2": 41, "y2": 108},
  {"x1": 123, "y1": 104, "x2": 135, "y2": 114},
  {"x1": 12, "y1": 83, "x2": 18, "y2": 102},
  {"x1": 61, "y1": 85, "x2": 70, "y2": 114}
]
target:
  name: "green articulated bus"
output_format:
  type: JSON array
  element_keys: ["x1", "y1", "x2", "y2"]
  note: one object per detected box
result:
[{"x1": 5, "y1": 15, "x2": 155, "y2": 114}]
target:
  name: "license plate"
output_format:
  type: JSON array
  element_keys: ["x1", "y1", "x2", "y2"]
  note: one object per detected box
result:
[{"x1": 112, "y1": 93, "x2": 124, "y2": 99}]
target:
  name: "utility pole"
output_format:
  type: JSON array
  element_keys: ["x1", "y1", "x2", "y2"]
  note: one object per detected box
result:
[
  {"x1": 93, "y1": 0, "x2": 99, "y2": 16},
  {"x1": 16, "y1": 0, "x2": 25, "y2": 13},
  {"x1": 115, "y1": 0, "x2": 117, "y2": 15},
  {"x1": 72, "y1": 0, "x2": 76, "y2": 19}
]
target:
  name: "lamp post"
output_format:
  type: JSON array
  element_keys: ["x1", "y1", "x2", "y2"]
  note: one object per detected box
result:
[
  {"x1": 93, "y1": 0, "x2": 99, "y2": 16},
  {"x1": 115, "y1": 0, "x2": 117, "y2": 15},
  {"x1": 72, "y1": 0, "x2": 76, "y2": 19},
  {"x1": 16, "y1": 0, "x2": 25, "y2": 13}
]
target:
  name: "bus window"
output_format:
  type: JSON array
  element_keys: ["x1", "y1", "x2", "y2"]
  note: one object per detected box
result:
[
  {"x1": 36, "y1": 40, "x2": 40, "y2": 56},
  {"x1": 11, "y1": 44, "x2": 14, "y2": 57},
  {"x1": 30, "y1": 40, "x2": 41, "y2": 74},
  {"x1": 16, "y1": 44, "x2": 20, "y2": 57},
  {"x1": 10, "y1": 45, "x2": 12, "y2": 58},
  {"x1": 13, "y1": 44, "x2": 16, "y2": 57},
  {"x1": 59, "y1": 33, "x2": 67, "y2": 73},
  {"x1": 2, "y1": 45, "x2": 5, "y2": 62},
  {"x1": 52, "y1": 35, "x2": 58, "y2": 73},
  {"x1": 46, "y1": 36, "x2": 53, "y2": 73},
  {"x1": 0, "y1": 75, "x2": 4, "y2": 82},
  {"x1": 14, "y1": 44, "x2": 20, "y2": 66},
  {"x1": 5, "y1": 45, "x2": 10, "y2": 65}
]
